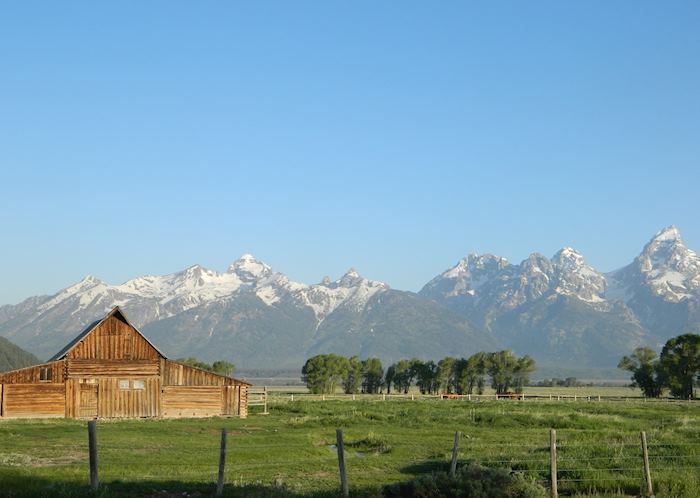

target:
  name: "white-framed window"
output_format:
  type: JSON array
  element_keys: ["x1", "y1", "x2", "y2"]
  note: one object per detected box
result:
[
  {"x1": 118, "y1": 379, "x2": 130, "y2": 390},
  {"x1": 132, "y1": 380, "x2": 145, "y2": 390}
]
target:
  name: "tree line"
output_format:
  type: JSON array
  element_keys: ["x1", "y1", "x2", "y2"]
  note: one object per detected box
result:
[
  {"x1": 176, "y1": 357, "x2": 236, "y2": 376},
  {"x1": 618, "y1": 333, "x2": 700, "y2": 399},
  {"x1": 301, "y1": 351, "x2": 536, "y2": 395}
]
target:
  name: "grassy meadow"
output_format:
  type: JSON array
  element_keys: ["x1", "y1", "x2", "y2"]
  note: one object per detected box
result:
[{"x1": 1, "y1": 398, "x2": 699, "y2": 497}]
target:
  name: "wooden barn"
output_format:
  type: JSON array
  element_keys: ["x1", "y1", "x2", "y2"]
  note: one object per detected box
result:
[{"x1": 0, "y1": 307, "x2": 250, "y2": 419}]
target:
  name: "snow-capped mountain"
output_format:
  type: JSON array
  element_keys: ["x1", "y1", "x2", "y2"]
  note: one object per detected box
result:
[
  {"x1": 0, "y1": 255, "x2": 488, "y2": 368},
  {"x1": 419, "y1": 226, "x2": 700, "y2": 366},
  {"x1": 607, "y1": 226, "x2": 700, "y2": 303},
  {"x1": 605, "y1": 225, "x2": 700, "y2": 339},
  {"x1": 420, "y1": 246, "x2": 609, "y2": 325},
  {"x1": 2, "y1": 226, "x2": 699, "y2": 369}
]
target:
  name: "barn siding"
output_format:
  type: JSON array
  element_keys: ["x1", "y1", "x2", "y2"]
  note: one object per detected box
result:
[
  {"x1": 67, "y1": 315, "x2": 160, "y2": 360},
  {"x1": 163, "y1": 360, "x2": 235, "y2": 386},
  {"x1": 239, "y1": 385, "x2": 249, "y2": 418},
  {"x1": 162, "y1": 386, "x2": 222, "y2": 418},
  {"x1": 67, "y1": 359, "x2": 159, "y2": 377},
  {"x1": 1, "y1": 384, "x2": 65, "y2": 418},
  {"x1": 65, "y1": 378, "x2": 79, "y2": 418},
  {"x1": 97, "y1": 377, "x2": 160, "y2": 418},
  {"x1": 222, "y1": 385, "x2": 241, "y2": 416},
  {"x1": 0, "y1": 361, "x2": 65, "y2": 384}
]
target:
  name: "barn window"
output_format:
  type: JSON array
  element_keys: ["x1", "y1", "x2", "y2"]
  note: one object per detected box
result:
[
  {"x1": 118, "y1": 379, "x2": 130, "y2": 390},
  {"x1": 132, "y1": 380, "x2": 145, "y2": 390},
  {"x1": 39, "y1": 367, "x2": 52, "y2": 381}
]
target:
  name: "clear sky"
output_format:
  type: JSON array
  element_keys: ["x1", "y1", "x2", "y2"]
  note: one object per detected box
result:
[{"x1": 1, "y1": 1, "x2": 699, "y2": 305}]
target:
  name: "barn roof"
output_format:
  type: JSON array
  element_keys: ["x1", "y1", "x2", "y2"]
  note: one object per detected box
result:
[{"x1": 49, "y1": 306, "x2": 166, "y2": 361}]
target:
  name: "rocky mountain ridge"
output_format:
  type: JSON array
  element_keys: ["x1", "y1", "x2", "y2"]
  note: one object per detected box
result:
[{"x1": 1, "y1": 226, "x2": 698, "y2": 368}]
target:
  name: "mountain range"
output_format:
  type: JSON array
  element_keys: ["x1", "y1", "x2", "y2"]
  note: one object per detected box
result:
[{"x1": 1, "y1": 226, "x2": 698, "y2": 370}]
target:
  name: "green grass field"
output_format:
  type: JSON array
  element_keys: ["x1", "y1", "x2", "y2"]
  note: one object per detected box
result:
[{"x1": 1, "y1": 399, "x2": 699, "y2": 497}]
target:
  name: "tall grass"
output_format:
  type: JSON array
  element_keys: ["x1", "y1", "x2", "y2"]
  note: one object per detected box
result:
[{"x1": 0, "y1": 400, "x2": 698, "y2": 497}]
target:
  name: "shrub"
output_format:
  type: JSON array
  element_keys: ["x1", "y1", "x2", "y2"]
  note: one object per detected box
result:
[{"x1": 382, "y1": 464, "x2": 546, "y2": 498}]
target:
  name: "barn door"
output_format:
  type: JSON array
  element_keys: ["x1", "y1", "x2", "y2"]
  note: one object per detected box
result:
[{"x1": 79, "y1": 383, "x2": 98, "y2": 418}]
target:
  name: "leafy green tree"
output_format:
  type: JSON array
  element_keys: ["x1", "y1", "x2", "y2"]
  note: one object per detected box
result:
[
  {"x1": 618, "y1": 347, "x2": 663, "y2": 398},
  {"x1": 211, "y1": 360, "x2": 236, "y2": 377},
  {"x1": 457, "y1": 352, "x2": 488, "y2": 395},
  {"x1": 658, "y1": 334, "x2": 700, "y2": 399},
  {"x1": 177, "y1": 357, "x2": 236, "y2": 377},
  {"x1": 393, "y1": 359, "x2": 415, "y2": 393},
  {"x1": 361, "y1": 358, "x2": 384, "y2": 394},
  {"x1": 342, "y1": 356, "x2": 363, "y2": 394},
  {"x1": 487, "y1": 350, "x2": 520, "y2": 394},
  {"x1": 177, "y1": 357, "x2": 211, "y2": 370},
  {"x1": 302, "y1": 354, "x2": 348, "y2": 394},
  {"x1": 436, "y1": 357, "x2": 457, "y2": 393},
  {"x1": 414, "y1": 360, "x2": 439, "y2": 394},
  {"x1": 512, "y1": 355, "x2": 535, "y2": 393},
  {"x1": 385, "y1": 364, "x2": 396, "y2": 394}
]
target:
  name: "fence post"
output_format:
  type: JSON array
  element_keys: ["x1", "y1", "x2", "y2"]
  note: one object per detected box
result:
[
  {"x1": 640, "y1": 431, "x2": 653, "y2": 496},
  {"x1": 87, "y1": 420, "x2": 98, "y2": 491},
  {"x1": 263, "y1": 386, "x2": 268, "y2": 414},
  {"x1": 336, "y1": 429, "x2": 349, "y2": 497},
  {"x1": 450, "y1": 431, "x2": 461, "y2": 478},
  {"x1": 550, "y1": 429, "x2": 558, "y2": 498},
  {"x1": 216, "y1": 428, "x2": 227, "y2": 497}
]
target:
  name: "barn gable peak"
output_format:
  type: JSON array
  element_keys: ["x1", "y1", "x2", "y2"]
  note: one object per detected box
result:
[{"x1": 49, "y1": 306, "x2": 166, "y2": 361}]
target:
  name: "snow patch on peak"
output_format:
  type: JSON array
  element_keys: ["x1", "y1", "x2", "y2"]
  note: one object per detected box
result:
[
  {"x1": 227, "y1": 254, "x2": 273, "y2": 282},
  {"x1": 652, "y1": 225, "x2": 682, "y2": 242}
]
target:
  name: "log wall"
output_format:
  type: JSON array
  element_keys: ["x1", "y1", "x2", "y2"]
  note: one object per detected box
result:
[
  {"x1": 239, "y1": 385, "x2": 249, "y2": 418},
  {"x1": 0, "y1": 361, "x2": 65, "y2": 384},
  {"x1": 162, "y1": 386, "x2": 222, "y2": 418},
  {"x1": 162, "y1": 360, "x2": 235, "y2": 386},
  {"x1": 1, "y1": 384, "x2": 65, "y2": 418},
  {"x1": 67, "y1": 359, "x2": 159, "y2": 378}
]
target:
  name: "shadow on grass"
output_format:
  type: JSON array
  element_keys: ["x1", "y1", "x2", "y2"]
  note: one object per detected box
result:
[{"x1": 0, "y1": 471, "x2": 382, "y2": 498}]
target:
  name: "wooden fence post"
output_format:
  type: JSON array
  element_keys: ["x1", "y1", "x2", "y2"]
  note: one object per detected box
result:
[
  {"x1": 550, "y1": 429, "x2": 558, "y2": 498},
  {"x1": 640, "y1": 431, "x2": 653, "y2": 496},
  {"x1": 263, "y1": 386, "x2": 268, "y2": 414},
  {"x1": 216, "y1": 428, "x2": 227, "y2": 496},
  {"x1": 336, "y1": 429, "x2": 349, "y2": 497},
  {"x1": 450, "y1": 431, "x2": 461, "y2": 478},
  {"x1": 87, "y1": 420, "x2": 98, "y2": 491}
]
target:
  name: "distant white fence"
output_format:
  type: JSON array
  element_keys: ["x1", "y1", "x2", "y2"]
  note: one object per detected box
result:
[{"x1": 258, "y1": 391, "x2": 697, "y2": 404}]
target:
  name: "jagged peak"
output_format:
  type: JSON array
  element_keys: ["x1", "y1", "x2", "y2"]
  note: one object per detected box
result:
[
  {"x1": 80, "y1": 275, "x2": 102, "y2": 284},
  {"x1": 651, "y1": 225, "x2": 682, "y2": 243},
  {"x1": 555, "y1": 246, "x2": 582, "y2": 257},
  {"x1": 343, "y1": 267, "x2": 360, "y2": 278},
  {"x1": 227, "y1": 253, "x2": 272, "y2": 278},
  {"x1": 552, "y1": 247, "x2": 588, "y2": 267}
]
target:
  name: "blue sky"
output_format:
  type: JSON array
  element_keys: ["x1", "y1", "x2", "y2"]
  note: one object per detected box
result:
[{"x1": 1, "y1": 1, "x2": 699, "y2": 304}]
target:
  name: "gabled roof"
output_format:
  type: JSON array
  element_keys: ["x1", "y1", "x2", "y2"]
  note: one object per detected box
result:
[{"x1": 49, "y1": 306, "x2": 166, "y2": 361}]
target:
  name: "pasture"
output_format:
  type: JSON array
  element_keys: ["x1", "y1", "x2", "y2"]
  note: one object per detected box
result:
[{"x1": 1, "y1": 398, "x2": 699, "y2": 497}]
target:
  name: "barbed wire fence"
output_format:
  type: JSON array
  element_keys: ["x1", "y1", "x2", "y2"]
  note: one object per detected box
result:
[{"x1": 3, "y1": 421, "x2": 699, "y2": 497}]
